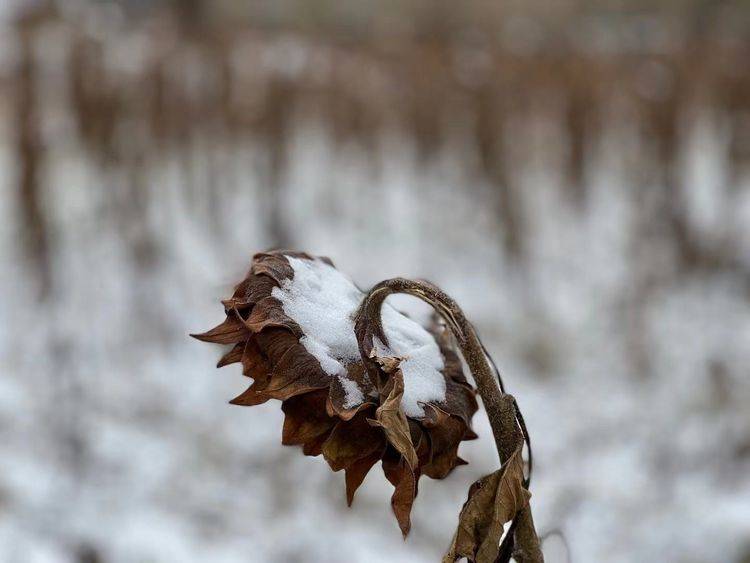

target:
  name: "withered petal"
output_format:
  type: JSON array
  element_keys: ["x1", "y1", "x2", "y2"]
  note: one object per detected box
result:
[
  {"x1": 464, "y1": 428, "x2": 479, "y2": 441},
  {"x1": 382, "y1": 452, "x2": 418, "y2": 538},
  {"x1": 254, "y1": 328, "x2": 301, "y2": 364},
  {"x1": 302, "y1": 429, "x2": 333, "y2": 457},
  {"x1": 423, "y1": 412, "x2": 468, "y2": 480},
  {"x1": 251, "y1": 252, "x2": 295, "y2": 283},
  {"x1": 244, "y1": 296, "x2": 302, "y2": 335},
  {"x1": 322, "y1": 415, "x2": 384, "y2": 472},
  {"x1": 326, "y1": 393, "x2": 373, "y2": 422},
  {"x1": 217, "y1": 342, "x2": 245, "y2": 368},
  {"x1": 281, "y1": 391, "x2": 336, "y2": 448},
  {"x1": 191, "y1": 315, "x2": 248, "y2": 344},
  {"x1": 223, "y1": 274, "x2": 278, "y2": 311},
  {"x1": 409, "y1": 421, "x2": 432, "y2": 467},
  {"x1": 262, "y1": 343, "x2": 330, "y2": 400},
  {"x1": 444, "y1": 379, "x2": 479, "y2": 422},
  {"x1": 371, "y1": 371, "x2": 418, "y2": 470},
  {"x1": 241, "y1": 339, "x2": 270, "y2": 381},
  {"x1": 229, "y1": 382, "x2": 270, "y2": 406},
  {"x1": 345, "y1": 446, "x2": 385, "y2": 506},
  {"x1": 220, "y1": 277, "x2": 251, "y2": 311}
]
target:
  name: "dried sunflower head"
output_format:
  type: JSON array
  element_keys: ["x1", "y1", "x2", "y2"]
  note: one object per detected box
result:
[{"x1": 192, "y1": 250, "x2": 478, "y2": 535}]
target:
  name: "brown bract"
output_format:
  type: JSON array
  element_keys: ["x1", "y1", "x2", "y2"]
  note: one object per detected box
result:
[{"x1": 191, "y1": 250, "x2": 478, "y2": 536}]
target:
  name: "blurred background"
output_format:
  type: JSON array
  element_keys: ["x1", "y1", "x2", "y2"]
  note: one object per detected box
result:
[{"x1": 1, "y1": 0, "x2": 750, "y2": 561}]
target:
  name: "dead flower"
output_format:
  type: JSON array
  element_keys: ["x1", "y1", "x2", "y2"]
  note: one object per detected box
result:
[{"x1": 192, "y1": 250, "x2": 478, "y2": 536}]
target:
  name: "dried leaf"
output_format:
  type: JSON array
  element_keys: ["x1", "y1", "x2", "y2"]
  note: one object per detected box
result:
[
  {"x1": 421, "y1": 404, "x2": 468, "y2": 479},
  {"x1": 373, "y1": 353, "x2": 401, "y2": 374},
  {"x1": 382, "y1": 452, "x2": 417, "y2": 537},
  {"x1": 370, "y1": 371, "x2": 418, "y2": 470},
  {"x1": 443, "y1": 447, "x2": 531, "y2": 563}
]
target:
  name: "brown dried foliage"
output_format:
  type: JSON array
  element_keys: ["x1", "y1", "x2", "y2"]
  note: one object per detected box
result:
[
  {"x1": 192, "y1": 250, "x2": 478, "y2": 536},
  {"x1": 443, "y1": 447, "x2": 530, "y2": 563}
]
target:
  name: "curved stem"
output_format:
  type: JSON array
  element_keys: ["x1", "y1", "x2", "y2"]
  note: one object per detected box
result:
[{"x1": 354, "y1": 278, "x2": 544, "y2": 563}]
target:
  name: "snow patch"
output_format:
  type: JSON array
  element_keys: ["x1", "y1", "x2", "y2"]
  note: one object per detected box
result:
[
  {"x1": 271, "y1": 256, "x2": 446, "y2": 417},
  {"x1": 338, "y1": 375, "x2": 365, "y2": 409},
  {"x1": 272, "y1": 256, "x2": 362, "y2": 375}
]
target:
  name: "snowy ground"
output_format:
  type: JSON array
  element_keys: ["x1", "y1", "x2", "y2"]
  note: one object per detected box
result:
[{"x1": 1, "y1": 107, "x2": 750, "y2": 563}]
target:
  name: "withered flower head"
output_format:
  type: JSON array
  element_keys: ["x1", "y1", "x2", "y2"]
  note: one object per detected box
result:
[{"x1": 192, "y1": 250, "x2": 478, "y2": 535}]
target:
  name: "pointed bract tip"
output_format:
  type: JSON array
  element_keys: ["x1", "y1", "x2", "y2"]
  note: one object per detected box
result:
[{"x1": 191, "y1": 331, "x2": 219, "y2": 343}]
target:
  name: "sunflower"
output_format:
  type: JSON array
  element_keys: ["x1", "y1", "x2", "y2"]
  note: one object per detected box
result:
[{"x1": 192, "y1": 250, "x2": 478, "y2": 535}]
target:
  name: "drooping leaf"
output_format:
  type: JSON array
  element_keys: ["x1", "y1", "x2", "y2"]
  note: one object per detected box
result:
[
  {"x1": 421, "y1": 404, "x2": 468, "y2": 479},
  {"x1": 369, "y1": 371, "x2": 418, "y2": 470},
  {"x1": 443, "y1": 447, "x2": 531, "y2": 563},
  {"x1": 382, "y1": 451, "x2": 418, "y2": 537}
]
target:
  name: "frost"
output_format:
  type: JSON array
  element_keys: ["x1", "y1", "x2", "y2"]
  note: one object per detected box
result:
[{"x1": 272, "y1": 256, "x2": 445, "y2": 417}]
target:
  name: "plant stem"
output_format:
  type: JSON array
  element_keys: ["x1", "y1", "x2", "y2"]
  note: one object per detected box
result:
[{"x1": 355, "y1": 278, "x2": 544, "y2": 563}]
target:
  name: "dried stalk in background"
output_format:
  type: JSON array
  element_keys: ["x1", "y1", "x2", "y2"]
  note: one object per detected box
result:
[
  {"x1": 9, "y1": 3, "x2": 750, "y2": 299},
  {"x1": 355, "y1": 278, "x2": 543, "y2": 563}
]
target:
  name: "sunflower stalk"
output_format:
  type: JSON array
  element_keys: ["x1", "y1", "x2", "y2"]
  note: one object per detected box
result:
[{"x1": 354, "y1": 278, "x2": 544, "y2": 563}]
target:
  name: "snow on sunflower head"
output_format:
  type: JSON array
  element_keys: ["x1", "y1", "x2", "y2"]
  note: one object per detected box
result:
[{"x1": 192, "y1": 250, "x2": 478, "y2": 535}]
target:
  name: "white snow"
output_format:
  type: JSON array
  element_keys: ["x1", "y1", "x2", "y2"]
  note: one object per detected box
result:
[
  {"x1": 271, "y1": 256, "x2": 446, "y2": 416},
  {"x1": 338, "y1": 375, "x2": 365, "y2": 408},
  {"x1": 271, "y1": 256, "x2": 363, "y2": 374},
  {"x1": 374, "y1": 309, "x2": 447, "y2": 417}
]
